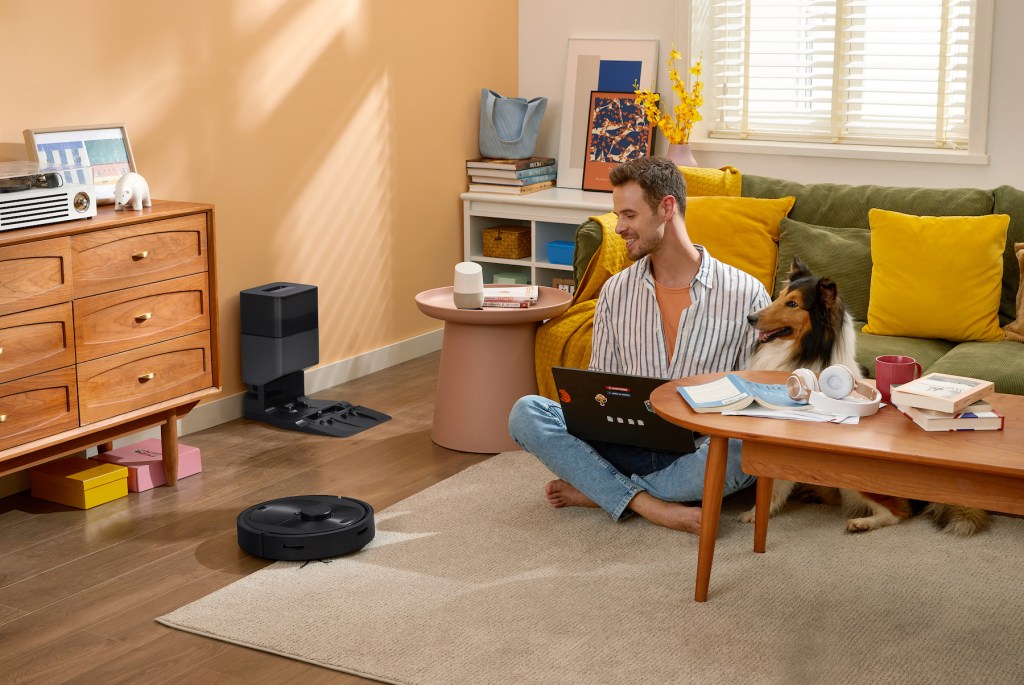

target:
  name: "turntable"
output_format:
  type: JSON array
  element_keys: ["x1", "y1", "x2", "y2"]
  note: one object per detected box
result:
[{"x1": 0, "y1": 161, "x2": 97, "y2": 232}]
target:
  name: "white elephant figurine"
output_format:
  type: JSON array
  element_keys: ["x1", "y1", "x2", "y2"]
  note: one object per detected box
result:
[{"x1": 114, "y1": 172, "x2": 152, "y2": 211}]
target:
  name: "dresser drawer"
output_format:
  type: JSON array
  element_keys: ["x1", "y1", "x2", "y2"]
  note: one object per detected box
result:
[
  {"x1": 0, "y1": 303, "x2": 76, "y2": 384},
  {"x1": 77, "y1": 331, "x2": 213, "y2": 424},
  {"x1": 71, "y1": 214, "x2": 208, "y2": 298},
  {"x1": 73, "y1": 273, "x2": 210, "y2": 362},
  {"x1": 0, "y1": 238, "x2": 73, "y2": 316},
  {"x1": 0, "y1": 367, "x2": 79, "y2": 451}
]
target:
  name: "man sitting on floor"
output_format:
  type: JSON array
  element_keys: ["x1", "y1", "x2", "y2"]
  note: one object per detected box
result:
[{"x1": 508, "y1": 156, "x2": 768, "y2": 533}]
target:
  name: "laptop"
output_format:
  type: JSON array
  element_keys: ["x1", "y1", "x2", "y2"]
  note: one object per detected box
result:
[{"x1": 551, "y1": 367, "x2": 696, "y2": 453}]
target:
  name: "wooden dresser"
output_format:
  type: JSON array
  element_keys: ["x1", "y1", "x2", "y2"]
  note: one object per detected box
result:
[{"x1": 0, "y1": 200, "x2": 220, "y2": 485}]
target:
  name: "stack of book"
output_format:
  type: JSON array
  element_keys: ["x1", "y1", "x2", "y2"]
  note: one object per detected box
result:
[
  {"x1": 890, "y1": 372, "x2": 1003, "y2": 431},
  {"x1": 482, "y1": 285, "x2": 539, "y2": 309},
  {"x1": 466, "y1": 157, "x2": 556, "y2": 195}
]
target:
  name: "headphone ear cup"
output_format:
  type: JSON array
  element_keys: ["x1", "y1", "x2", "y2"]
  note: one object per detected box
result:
[
  {"x1": 786, "y1": 368, "x2": 818, "y2": 402},
  {"x1": 819, "y1": 365, "x2": 855, "y2": 399}
]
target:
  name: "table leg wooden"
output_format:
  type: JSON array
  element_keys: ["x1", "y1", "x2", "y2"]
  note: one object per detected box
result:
[
  {"x1": 753, "y1": 476, "x2": 773, "y2": 553},
  {"x1": 98, "y1": 442, "x2": 113, "y2": 454},
  {"x1": 695, "y1": 435, "x2": 729, "y2": 602},
  {"x1": 160, "y1": 410, "x2": 179, "y2": 486}
]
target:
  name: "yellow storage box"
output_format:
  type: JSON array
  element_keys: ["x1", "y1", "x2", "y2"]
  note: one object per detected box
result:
[{"x1": 30, "y1": 457, "x2": 129, "y2": 509}]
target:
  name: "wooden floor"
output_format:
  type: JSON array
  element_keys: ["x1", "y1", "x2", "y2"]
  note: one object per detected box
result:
[{"x1": 0, "y1": 352, "x2": 492, "y2": 684}]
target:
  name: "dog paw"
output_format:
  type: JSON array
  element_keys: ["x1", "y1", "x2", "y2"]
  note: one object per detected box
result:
[
  {"x1": 738, "y1": 510, "x2": 756, "y2": 524},
  {"x1": 846, "y1": 517, "x2": 875, "y2": 533}
]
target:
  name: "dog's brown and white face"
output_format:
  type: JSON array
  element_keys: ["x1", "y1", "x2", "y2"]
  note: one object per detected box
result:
[{"x1": 745, "y1": 256, "x2": 840, "y2": 345}]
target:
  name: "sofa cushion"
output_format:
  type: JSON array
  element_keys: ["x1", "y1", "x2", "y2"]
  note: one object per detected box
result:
[
  {"x1": 679, "y1": 165, "x2": 742, "y2": 197},
  {"x1": 741, "y1": 175, "x2": 995, "y2": 228},
  {"x1": 686, "y1": 195, "x2": 795, "y2": 292},
  {"x1": 774, "y1": 219, "x2": 872, "y2": 322},
  {"x1": 853, "y1": 328, "x2": 957, "y2": 379},
  {"x1": 926, "y1": 341, "x2": 1024, "y2": 395},
  {"x1": 991, "y1": 186, "x2": 1024, "y2": 325},
  {"x1": 863, "y1": 209, "x2": 1008, "y2": 342}
]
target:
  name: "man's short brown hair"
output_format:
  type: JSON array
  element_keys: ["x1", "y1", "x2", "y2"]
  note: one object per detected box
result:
[{"x1": 608, "y1": 157, "x2": 687, "y2": 216}]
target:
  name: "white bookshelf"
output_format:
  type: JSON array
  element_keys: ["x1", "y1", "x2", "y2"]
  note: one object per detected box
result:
[{"x1": 461, "y1": 187, "x2": 613, "y2": 287}]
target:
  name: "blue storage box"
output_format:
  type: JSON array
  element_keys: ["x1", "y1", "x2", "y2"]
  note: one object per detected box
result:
[{"x1": 546, "y1": 241, "x2": 574, "y2": 265}]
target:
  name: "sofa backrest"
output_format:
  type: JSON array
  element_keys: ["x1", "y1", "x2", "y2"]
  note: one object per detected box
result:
[{"x1": 742, "y1": 175, "x2": 1024, "y2": 327}]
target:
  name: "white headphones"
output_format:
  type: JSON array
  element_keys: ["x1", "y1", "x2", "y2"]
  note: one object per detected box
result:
[{"x1": 786, "y1": 365, "x2": 881, "y2": 417}]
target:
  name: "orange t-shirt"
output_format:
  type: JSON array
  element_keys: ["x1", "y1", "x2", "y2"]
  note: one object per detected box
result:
[{"x1": 655, "y1": 280, "x2": 692, "y2": 363}]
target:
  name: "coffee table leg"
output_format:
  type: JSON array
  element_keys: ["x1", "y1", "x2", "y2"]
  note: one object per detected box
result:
[
  {"x1": 754, "y1": 476, "x2": 773, "y2": 553},
  {"x1": 695, "y1": 436, "x2": 728, "y2": 602}
]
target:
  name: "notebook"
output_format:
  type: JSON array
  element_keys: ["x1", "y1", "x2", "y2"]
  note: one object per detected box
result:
[{"x1": 551, "y1": 367, "x2": 696, "y2": 453}]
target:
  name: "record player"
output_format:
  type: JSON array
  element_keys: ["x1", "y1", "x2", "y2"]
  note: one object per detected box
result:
[{"x1": 0, "y1": 160, "x2": 97, "y2": 232}]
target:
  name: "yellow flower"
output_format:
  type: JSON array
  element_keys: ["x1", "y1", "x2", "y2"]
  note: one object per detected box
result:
[{"x1": 634, "y1": 47, "x2": 703, "y2": 145}]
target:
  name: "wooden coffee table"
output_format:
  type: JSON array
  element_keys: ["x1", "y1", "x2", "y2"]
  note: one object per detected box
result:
[{"x1": 650, "y1": 370, "x2": 1024, "y2": 602}]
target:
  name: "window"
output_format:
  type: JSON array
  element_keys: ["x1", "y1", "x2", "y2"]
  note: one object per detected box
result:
[{"x1": 691, "y1": 0, "x2": 992, "y2": 153}]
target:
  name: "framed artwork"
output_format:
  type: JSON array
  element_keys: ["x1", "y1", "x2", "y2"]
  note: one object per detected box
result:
[
  {"x1": 557, "y1": 39, "x2": 658, "y2": 190},
  {"x1": 582, "y1": 92, "x2": 655, "y2": 193},
  {"x1": 23, "y1": 124, "x2": 136, "y2": 204}
]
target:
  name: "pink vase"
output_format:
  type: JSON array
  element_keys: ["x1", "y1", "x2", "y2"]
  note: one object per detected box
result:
[{"x1": 665, "y1": 143, "x2": 699, "y2": 168}]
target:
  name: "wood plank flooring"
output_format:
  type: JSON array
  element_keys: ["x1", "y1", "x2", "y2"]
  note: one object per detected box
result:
[{"x1": 0, "y1": 352, "x2": 493, "y2": 684}]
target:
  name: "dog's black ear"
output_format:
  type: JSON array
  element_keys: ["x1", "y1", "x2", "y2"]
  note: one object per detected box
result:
[
  {"x1": 788, "y1": 255, "x2": 813, "y2": 283},
  {"x1": 818, "y1": 277, "x2": 839, "y2": 307}
]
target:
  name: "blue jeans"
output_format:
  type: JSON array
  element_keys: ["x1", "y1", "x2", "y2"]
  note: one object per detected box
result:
[{"x1": 508, "y1": 395, "x2": 755, "y2": 521}]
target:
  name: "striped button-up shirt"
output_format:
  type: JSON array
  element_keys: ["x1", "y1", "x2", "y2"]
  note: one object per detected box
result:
[{"x1": 589, "y1": 246, "x2": 770, "y2": 378}]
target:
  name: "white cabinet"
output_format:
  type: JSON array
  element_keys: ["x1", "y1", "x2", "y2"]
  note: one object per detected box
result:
[{"x1": 462, "y1": 188, "x2": 613, "y2": 287}]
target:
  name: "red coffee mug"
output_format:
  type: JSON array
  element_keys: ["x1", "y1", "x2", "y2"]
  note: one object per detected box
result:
[{"x1": 875, "y1": 355, "x2": 923, "y2": 404}]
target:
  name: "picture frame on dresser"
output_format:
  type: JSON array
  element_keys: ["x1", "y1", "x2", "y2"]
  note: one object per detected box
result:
[
  {"x1": 582, "y1": 91, "x2": 655, "y2": 192},
  {"x1": 24, "y1": 123, "x2": 136, "y2": 205}
]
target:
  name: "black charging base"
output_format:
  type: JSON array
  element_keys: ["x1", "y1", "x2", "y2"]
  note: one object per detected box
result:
[{"x1": 243, "y1": 371, "x2": 391, "y2": 438}]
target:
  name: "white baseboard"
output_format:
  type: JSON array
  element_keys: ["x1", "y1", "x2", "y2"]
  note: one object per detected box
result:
[{"x1": 98, "y1": 328, "x2": 444, "y2": 451}]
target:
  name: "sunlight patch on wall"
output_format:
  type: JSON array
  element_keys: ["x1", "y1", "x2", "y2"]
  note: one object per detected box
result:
[
  {"x1": 272, "y1": 76, "x2": 393, "y2": 362},
  {"x1": 239, "y1": 0, "x2": 368, "y2": 127}
]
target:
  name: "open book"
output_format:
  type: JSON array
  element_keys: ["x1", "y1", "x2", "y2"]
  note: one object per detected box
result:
[{"x1": 676, "y1": 374, "x2": 809, "y2": 413}]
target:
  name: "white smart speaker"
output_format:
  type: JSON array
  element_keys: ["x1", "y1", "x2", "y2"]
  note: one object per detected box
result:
[{"x1": 453, "y1": 262, "x2": 484, "y2": 309}]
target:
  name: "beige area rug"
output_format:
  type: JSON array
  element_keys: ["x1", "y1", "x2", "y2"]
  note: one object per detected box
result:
[{"x1": 159, "y1": 452, "x2": 1024, "y2": 685}]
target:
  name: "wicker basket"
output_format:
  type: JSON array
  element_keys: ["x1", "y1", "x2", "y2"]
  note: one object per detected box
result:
[{"x1": 482, "y1": 226, "x2": 531, "y2": 259}]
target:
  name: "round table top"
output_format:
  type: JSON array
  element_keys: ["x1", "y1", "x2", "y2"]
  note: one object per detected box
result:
[{"x1": 415, "y1": 285, "x2": 572, "y2": 324}]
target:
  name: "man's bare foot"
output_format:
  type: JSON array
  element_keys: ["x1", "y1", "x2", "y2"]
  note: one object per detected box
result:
[
  {"x1": 545, "y1": 479, "x2": 599, "y2": 508},
  {"x1": 627, "y1": 491, "x2": 702, "y2": 534}
]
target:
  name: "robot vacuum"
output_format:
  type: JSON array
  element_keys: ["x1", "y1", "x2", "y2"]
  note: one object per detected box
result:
[{"x1": 237, "y1": 495, "x2": 375, "y2": 561}]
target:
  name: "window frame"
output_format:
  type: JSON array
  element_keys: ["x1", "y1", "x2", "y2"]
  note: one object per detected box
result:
[{"x1": 684, "y1": 0, "x2": 994, "y2": 164}]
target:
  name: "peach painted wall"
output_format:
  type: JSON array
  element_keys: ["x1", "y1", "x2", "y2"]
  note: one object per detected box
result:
[{"x1": 0, "y1": 0, "x2": 518, "y2": 399}]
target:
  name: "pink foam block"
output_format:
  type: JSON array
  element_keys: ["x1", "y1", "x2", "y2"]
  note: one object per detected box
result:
[{"x1": 95, "y1": 438, "x2": 202, "y2": 492}]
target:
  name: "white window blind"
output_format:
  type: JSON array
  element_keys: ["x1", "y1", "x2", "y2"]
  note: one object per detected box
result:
[{"x1": 696, "y1": 0, "x2": 979, "y2": 149}]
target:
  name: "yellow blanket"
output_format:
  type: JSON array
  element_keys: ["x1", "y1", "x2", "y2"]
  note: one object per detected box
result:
[{"x1": 534, "y1": 213, "x2": 631, "y2": 400}]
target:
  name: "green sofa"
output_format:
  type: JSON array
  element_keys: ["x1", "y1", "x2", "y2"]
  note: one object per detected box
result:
[{"x1": 569, "y1": 175, "x2": 1024, "y2": 394}]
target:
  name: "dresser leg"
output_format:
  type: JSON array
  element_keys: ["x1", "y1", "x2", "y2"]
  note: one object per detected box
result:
[
  {"x1": 161, "y1": 410, "x2": 179, "y2": 486},
  {"x1": 98, "y1": 442, "x2": 114, "y2": 454}
]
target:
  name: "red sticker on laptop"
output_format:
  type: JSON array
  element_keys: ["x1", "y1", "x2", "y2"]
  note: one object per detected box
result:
[{"x1": 558, "y1": 388, "x2": 571, "y2": 403}]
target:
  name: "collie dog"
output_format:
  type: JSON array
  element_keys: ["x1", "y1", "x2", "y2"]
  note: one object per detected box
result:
[{"x1": 740, "y1": 257, "x2": 989, "y2": 536}]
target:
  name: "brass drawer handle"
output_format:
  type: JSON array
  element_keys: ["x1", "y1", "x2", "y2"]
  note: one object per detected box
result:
[
  {"x1": 139, "y1": 372, "x2": 156, "y2": 382},
  {"x1": 0, "y1": 415, "x2": 7, "y2": 423},
  {"x1": 135, "y1": 312, "x2": 153, "y2": 323},
  {"x1": 132, "y1": 251, "x2": 149, "y2": 260}
]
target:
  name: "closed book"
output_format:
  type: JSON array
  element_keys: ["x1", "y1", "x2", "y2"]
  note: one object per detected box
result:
[
  {"x1": 894, "y1": 403, "x2": 1004, "y2": 431},
  {"x1": 469, "y1": 165, "x2": 559, "y2": 180},
  {"x1": 468, "y1": 180, "x2": 555, "y2": 195},
  {"x1": 470, "y1": 172, "x2": 557, "y2": 186},
  {"x1": 466, "y1": 156, "x2": 556, "y2": 171},
  {"x1": 485, "y1": 286, "x2": 538, "y2": 302},
  {"x1": 889, "y1": 373, "x2": 995, "y2": 414},
  {"x1": 481, "y1": 300, "x2": 529, "y2": 308}
]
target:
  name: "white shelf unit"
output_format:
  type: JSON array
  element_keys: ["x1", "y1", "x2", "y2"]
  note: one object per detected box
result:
[{"x1": 461, "y1": 188, "x2": 613, "y2": 287}]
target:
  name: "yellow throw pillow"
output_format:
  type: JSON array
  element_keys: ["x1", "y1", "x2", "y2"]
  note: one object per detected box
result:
[
  {"x1": 685, "y1": 195, "x2": 796, "y2": 292},
  {"x1": 863, "y1": 209, "x2": 1009, "y2": 342},
  {"x1": 679, "y1": 165, "x2": 742, "y2": 197}
]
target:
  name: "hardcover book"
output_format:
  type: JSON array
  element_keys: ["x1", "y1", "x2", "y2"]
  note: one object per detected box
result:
[
  {"x1": 469, "y1": 165, "x2": 559, "y2": 180},
  {"x1": 894, "y1": 402, "x2": 1004, "y2": 432},
  {"x1": 676, "y1": 374, "x2": 809, "y2": 413},
  {"x1": 468, "y1": 180, "x2": 556, "y2": 195},
  {"x1": 889, "y1": 373, "x2": 995, "y2": 414},
  {"x1": 466, "y1": 156, "x2": 556, "y2": 171},
  {"x1": 469, "y1": 172, "x2": 557, "y2": 186}
]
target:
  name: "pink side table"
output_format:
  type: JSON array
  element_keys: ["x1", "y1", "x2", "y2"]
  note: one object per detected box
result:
[{"x1": 415, "y1": 285, "x2": 572, "y2": 453}]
